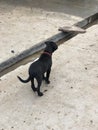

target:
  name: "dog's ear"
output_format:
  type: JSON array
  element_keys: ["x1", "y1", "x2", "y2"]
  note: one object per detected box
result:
[
  {"x1": 51, "y1": 42, "x2": 58, "y2": 51},
  {"x1": 45, "y1": 41, "x2": 49, "y2": 46},
  {"x1": 45, "y1": 41, "x2": 56, "y2": 46}
]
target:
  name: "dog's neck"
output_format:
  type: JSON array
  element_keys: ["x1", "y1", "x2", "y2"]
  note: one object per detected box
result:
[{"x1": 43, "y1": 51, "x2": 52, "y2": 57}]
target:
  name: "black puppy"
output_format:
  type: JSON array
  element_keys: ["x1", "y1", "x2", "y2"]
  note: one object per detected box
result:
[{"x1": 17, "y1": 41, "x2": 58, "y2": 96}]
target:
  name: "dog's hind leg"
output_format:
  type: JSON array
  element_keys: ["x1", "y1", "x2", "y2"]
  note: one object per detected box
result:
[
  {"x1": 36, "y1": 76, "x2": 43, "y2": 96},
  {"x1": 31, "y1": 78, "x2": 37, "y2": 92},
  {"x1": 43, "y1": 74, "x2": 46, "y2": 80},
  {"x1": 45, "y1": 68, "x2": 51, "y2": 84}
]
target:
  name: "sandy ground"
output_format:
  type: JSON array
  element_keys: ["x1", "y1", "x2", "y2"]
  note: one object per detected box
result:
[{"x1": 0, "y1": 25, "x2": 98, "y2": 130}]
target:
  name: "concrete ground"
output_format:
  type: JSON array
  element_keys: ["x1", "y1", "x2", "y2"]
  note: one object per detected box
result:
[
  {"x1": 0, "y1": 24, "x2": 98, "y2": 130},
  {"x1": 0, "y1": 0, "x2": 98, "y2": 130}
]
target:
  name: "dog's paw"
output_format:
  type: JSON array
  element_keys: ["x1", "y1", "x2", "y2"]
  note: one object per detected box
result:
[
  {"x1": 33, "y1": 88, "x2": 37, "y2": 92},
  {"x1": 31, "y1": 86, "x2": 37, "y2": 92},
  {"x1": 38, "y1": 92, "x2": 44, "y2": 96},
  {"x1": 46, "y1": 80, "x2": 50, "y2": 84}
]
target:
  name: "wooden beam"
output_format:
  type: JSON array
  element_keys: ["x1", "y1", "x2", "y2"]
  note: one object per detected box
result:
[{"x1": 58, "y1": 25, "x2": 86, "y2": 33}]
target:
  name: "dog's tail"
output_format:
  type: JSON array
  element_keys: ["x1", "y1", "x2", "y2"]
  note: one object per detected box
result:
[{"x1": 17, "y1": 76, "x2": 30, "y2": 83}]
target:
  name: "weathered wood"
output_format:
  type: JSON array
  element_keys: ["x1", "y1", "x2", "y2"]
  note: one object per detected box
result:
[
  {"x1": 58, "y1": 25, "x2": 86, "y2": 33},
  {"x1": 0, "y1": 13, "x2": 98, "y2": 77}
]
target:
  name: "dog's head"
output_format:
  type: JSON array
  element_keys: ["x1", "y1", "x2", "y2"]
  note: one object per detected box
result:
[{"x1": 45, "y1": 41, "x2": 58, "y2": 53}]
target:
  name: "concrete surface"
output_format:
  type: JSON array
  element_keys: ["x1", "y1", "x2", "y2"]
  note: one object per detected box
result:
[
  {"x1": 0, "y1": 25, "x2": 98, "y2": 130},
  {"x1": 1, "y1": 0, "x2": 98, "y2": 63}
]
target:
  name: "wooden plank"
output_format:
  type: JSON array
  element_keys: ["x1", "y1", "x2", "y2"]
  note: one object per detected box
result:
[{"x1": 58, "y1": 25, "x2": 86, "y2": 33}]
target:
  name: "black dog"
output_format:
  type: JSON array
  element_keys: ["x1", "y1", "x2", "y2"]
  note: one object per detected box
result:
[{"x1": 17, "y1": 41, "x2": 58, "y2": 96}]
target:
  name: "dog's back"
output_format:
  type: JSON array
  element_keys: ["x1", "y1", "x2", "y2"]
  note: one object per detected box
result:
[{"x1": 29, "y1": 54, "x2": 52, "y2": 78}]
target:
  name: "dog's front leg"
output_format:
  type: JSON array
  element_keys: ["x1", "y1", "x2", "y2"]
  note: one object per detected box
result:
[{"x1": 46, "y1": 68, "x2": 51, "y2": 84}]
